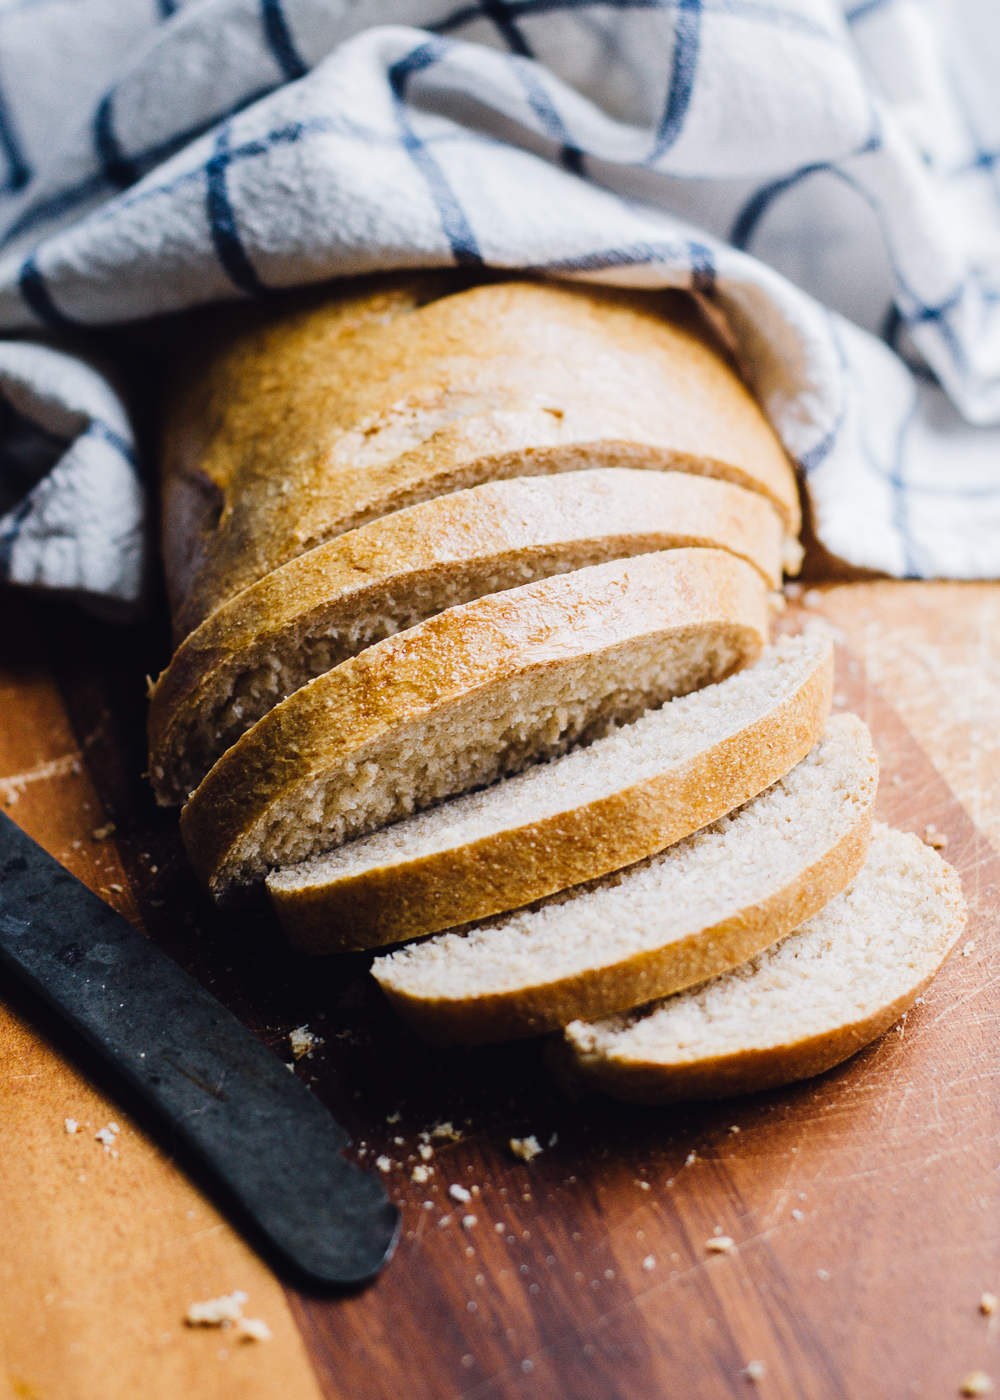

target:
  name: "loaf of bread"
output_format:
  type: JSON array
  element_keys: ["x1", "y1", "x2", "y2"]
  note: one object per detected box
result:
[
  {"x1": 149, "y1": 468, "x2": 784, "y2": 806},
  {"x1": 162, "y1": 277, "x2": 800, "y2": 643},
  {"x1": 157, "y1": 276, "x2": 965, "y2": 1115},
  {"x1": 556, "y1": 824, "x2": 965, "y2": 1104},
  {"x1": 371, "y1": 713, "x2": 876, "y2": 1044},
  {"x1": 268, "y1": 628, "x2": 832, "y2": 952},
  {"x1": 181, "y1": 548, "x2": 770, "y2": 901}
]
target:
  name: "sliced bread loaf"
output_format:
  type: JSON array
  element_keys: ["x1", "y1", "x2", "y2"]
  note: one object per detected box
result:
[
  {"x1": 181, "y1": 548, "x2": 769, "y2": 902},
  {"x1": 164, "y1": 278, "x2": 799, "y2": 640},
  {"x1": 149, "y1": 469, "x2": 784, "y2": 805},
  {"x1": 372, "y1": 713, "x2": 877, "y2": 1045},
  {"x1": 267, "y1": 627, "x2": 832, "y2": 952},
  {"x1": 557, "y1": 823, "x2": 966, "y2": 1105}
]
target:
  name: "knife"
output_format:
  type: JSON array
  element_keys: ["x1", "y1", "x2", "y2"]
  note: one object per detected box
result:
[{"x1": 0, "y1": 809, "x2": 399, "y2": 1288}]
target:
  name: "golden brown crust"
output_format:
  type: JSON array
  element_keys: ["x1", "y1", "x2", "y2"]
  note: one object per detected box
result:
[
  {"x1": 555, "y1": 828, "x2": 968, "y2": 1105},
  {"x1": 149, "y1": 469, "x2": 784, "y2": 805},
  {"x1": 374, "y1": 807, "x2": 870, "y2": 1046},
  {"x1": 181, "y1": 548, "x2": 769, "y2": 901},
  {"x1": 163, "y1": 278, "x2": 799, "y2": 642},
  {"x1": 271, "y1": 634, "x2": 832, "y2": 954},
  {"x1": 560, "y1": 976, "x2": 936, "y2": 1107}
]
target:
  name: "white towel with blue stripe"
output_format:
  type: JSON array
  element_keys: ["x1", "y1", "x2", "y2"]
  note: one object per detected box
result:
[{"x1": 0, "y1": 0, "x2": 999, "y2": 614}]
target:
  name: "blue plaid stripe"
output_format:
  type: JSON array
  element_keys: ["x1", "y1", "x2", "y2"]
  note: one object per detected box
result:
[
  {"x1": 534, "y1": 238, "x2": 714, "y2": 284},
  {"x1": 649, "y1": 0, "x2": 700, "y2": 162},
  {"x1": 798, "y1": 418, "x2": 841, "y2": 477},
  {"x1": 261, "y1": 0, "x2": 308, "y2": 81},
  {"x1": 0, "y1": 491, "x2": 33, "y2": 577},
  {"x1": 18, "y1": 254, "x2": 72, "y2": 327},
  {"x1": 508, "y1": 58, "x2": 585, "y2": 173},
  {"x1": 93, "y1": 93, "x2": 138, "y2": 190},
  {"x1": 388, "y1": 40, "x2": 484, "y2": 268},
  {"x1": 87, "y1": 415, "x2": 137, "y2": 467},
  {"x1": 478, "y1": 0, "x2": 535, "y2": 55},
  {"x1": 730, "y1": 114, "x2": 884, "y2": 251},
  {"x1": 844, "y1": 0, "x2": 892, "y2": 24},
  {"x1": 686, "y1": 239, "x2": 715, "y2": 293},
  {"x1": 886, "y1": 392, "x2": 920, "y2": 577},
  {"x1": 0, "y1": 78, "x2": 29, "y2": 192},
  {"x1": 205, "y1": 124, "x2": 272, "y2": 296},
  {"x1": 731, "y1": 161, "x2": 837, "y2": 250}
]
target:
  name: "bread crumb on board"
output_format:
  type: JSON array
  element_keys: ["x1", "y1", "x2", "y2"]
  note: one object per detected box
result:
[
  {"x1": 64, "y1": 1118, "x2": 78, "y2": 1134},
  {"x1": 706, "y1": 1236, "x2": 735, "y2": 1254},
  {"x1": 429, "y1": 1121, "x2": 463, "y2": 1142},
  {"x1": 741, "y1": 1360, "x2": 766, "y2": 1382},
  {"x1": 95, "y1": 1123, "x2": 120, "y2": 1156},
  {"x1": 510, "y1": 1136, "x2": 542, "y2": 1163},
  {"x1": 185, "y1": 1292, "x2": 272, "y2": 1341},
  {"x1": 923, "y1": 824, "x2": 948, "y2": 849},
  {"x1": 449, "y1": 1184, "x2": 472, "y2": 1203},
  {"x1": 186, "y1": 1292, "x2": 246, "y2": 1325},
  {"x1": 981, "y1": 1293, "x2": 998, "y2": 1316},
  {"x1": 289, "y1": 1025, "x2": 324, "y2": 1059},
  {"x1": 960, "y1": 1373, "x2": 993, "y2": 1396},
  {"x1": 235, "y1": 1318, "x2": 274, "y2": 1342}
]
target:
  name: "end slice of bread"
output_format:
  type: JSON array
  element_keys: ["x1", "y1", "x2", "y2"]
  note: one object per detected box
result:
[
  {"x1": 149, "y1": 469, "x2": 784, "y2": 806},
  {"x1": 165, "y1": 279, "x2": 800, "y2": 640},
  {"x1": 182, "y1": 548, "x2": 769, "y2": 902},
  {"x1": 268, "y1": 627, "x2": 833, "y2": 952},
  {"x1": 558, "y1": 823, "x2": 966, "y2": 1105},
  {"x1": 371, "y1": 713, "x2": 876, "y2": 1044}
]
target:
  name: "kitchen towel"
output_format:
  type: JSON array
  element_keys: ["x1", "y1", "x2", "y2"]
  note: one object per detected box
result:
[{"x1": 0, "y1": 0, "x2": 998, "y2": 614}]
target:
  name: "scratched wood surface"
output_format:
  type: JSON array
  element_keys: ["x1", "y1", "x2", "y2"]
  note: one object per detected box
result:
[
  {"x1": 1, "y1": 579, "x2": 998, "y2": 1400},
  {"x1": 0, "y1": 600, "x2": 325, "y2": 1400}
]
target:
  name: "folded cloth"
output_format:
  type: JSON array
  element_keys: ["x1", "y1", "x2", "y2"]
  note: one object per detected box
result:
[
  {"x1": 0, "y1": 0, "x2": 999, "y2": 614},
  {"x1": 0, "y1": 341, "x2": 142, "y2": 616}
]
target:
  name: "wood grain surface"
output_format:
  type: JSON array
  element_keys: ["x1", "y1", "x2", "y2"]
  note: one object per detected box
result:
[
  {"x1": 0, "y1": 601, "x2": 324, "y2": 1400},
  {"x1": 1, "y1": 581, "x2": 998, "y2": 1400}
]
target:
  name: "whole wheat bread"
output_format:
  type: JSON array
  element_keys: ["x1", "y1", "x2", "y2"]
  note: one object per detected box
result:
[
  {"x1": 267, "y1": 627, "x2": 832, "y2": 952},
  {"x1": 557, "y1": 823, "x2": 966, "y2": 1105},
  {"x1": 372, "y1": 712, "x2": 876, "y2": 1044},
  {"x1": 182, "y1": 548, "x2": 770, "y2": 902},
  {"x1": 149, "y1": 469, "x2": 784, "y2": 806},
  {"x1": 163, "y1": 278, "x2": 799, "y2": 641}
]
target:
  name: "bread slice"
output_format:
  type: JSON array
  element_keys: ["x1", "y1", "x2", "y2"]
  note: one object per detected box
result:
[
  {"x1": 267, "y1": 626, "x2": 832, "y2": 953},
  {"x1": 149, "y1": 469, "x2": 784, "y2": 805},
  {"x1": 372, "y1": 713, "x2": 876, "y2": 1045},
  {"x1": 181, "y1": 548, "x2": 769, "y2": 902},
  {"x1": 557, "y1": 823, "x2": 966, "y2": 1105},
  {"x1": 163, "y1": 278, "x2": 800, "y2": 640}
]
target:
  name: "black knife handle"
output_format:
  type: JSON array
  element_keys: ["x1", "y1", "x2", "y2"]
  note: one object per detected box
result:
[{"x1": 0, "y1": 810, "x2": 399, "y2": 1287}]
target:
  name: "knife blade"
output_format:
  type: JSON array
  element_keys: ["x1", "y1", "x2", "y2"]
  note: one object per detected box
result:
[{"x1": 0, "y1": 809, "x2": 399, "y2": 1288}]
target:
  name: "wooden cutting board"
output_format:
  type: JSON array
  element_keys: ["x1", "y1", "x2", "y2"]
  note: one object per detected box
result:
[{"x1": 1, "y1": 580, "x2": 998, "y2": 1400}]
